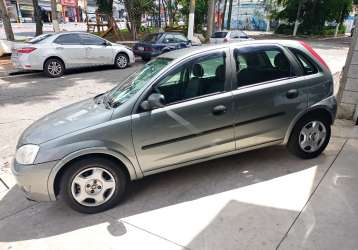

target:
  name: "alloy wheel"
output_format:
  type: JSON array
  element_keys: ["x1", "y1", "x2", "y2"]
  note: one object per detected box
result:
[
  {"x1": 71, "y1": 167, "x2": 116, "y2": 207},
  {"x1": 299, "y1": 121, "x2": 327, "y2": 153},
  {"x1": 116, "y1": 55, "x2": 128, "y2": 68}
]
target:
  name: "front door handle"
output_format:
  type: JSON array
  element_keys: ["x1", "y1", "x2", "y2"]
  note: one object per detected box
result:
[
  {"x1": 212, "y1": 105, "x2": 227, "y2": 115},
  {"x1": 286, "y1": 89, "x2": 299, "y2": 99}
]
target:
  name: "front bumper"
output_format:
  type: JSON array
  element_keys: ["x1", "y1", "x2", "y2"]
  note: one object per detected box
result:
[{"x1": 11, "y1": 160, "x2": 59, "y2": 202}]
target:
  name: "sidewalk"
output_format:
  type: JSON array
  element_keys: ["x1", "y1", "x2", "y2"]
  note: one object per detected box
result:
[{"x1": 0, "y1": 120, "x2": 358, "y2": 250}]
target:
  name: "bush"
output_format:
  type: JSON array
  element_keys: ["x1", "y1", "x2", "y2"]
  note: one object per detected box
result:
[{"x1": 275, "y1": 23, "x2": 346, "y2": 36}]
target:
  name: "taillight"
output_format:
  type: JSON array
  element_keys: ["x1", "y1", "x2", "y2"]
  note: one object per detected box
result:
[
  {"x1": 299, "y1": 41, "x2": 330, "y2": 71},
  {"x1": 144, "y1": 47, "x2": 153, "y2": 52},
  {"x1": 16, "y1": 47, "x2": 37, "y2": 54}
]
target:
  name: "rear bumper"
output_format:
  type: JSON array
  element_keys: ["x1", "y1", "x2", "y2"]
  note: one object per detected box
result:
[
  {"x1": 11, "y1": 160, "x2": 58, "y2": 202},
  {"x1": 11, "y1": 54, "x2": 43, "y2": 70}
]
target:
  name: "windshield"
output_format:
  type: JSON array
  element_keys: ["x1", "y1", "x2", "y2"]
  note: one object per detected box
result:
[
  {"x1": 105, "y1": 58, "x2": 172, "y2": 106},
  {"x1": 211, "y1": 32, "x2": 228, "y2": 38},
  {"x1": 28, "y1": 33, "x2": 53, "y2": 44},
  {"x1": 142, "y1": 33, "x2": 162, "y2": 43}
]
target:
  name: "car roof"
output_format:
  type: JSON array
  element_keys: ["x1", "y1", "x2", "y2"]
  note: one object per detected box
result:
[{"x1": 159, "y1": 39, "x2": 303, "y2": 60}]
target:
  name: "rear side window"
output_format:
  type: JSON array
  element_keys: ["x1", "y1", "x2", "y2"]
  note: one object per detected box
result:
[
  {"x1": 289, "y1": 48, "x2": 318, "y2": 75},
  {"x1": 79, "y1": 34, "x2": 105, "y2": 45},
  {"x1": 54, "y1": 34, "x2": 82, "y2": 45},
  {"x1": 234, "y1": 46, "x2": 292, "y2": 87}
]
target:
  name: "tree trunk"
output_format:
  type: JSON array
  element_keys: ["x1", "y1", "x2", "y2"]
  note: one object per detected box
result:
[
  {"x1": 227, "y1": 0, "x2": 233, "y2": 30},
  {"x1": 167, "y1": 0, "x2": 173, "y2": 27},
  {"x1": 51, "y1": 0, "x2": 60, "y2": 32},
  {"x1": 32, "y1": 0, "x2": 43, "y2": 36},
  {"x1": 0, "y1": 0, "x2": 15, "y2": 41},
  {"x1": 187, "y1": 0, "x2": 195, "y2": 40},
  {"x1": 221, "y1": 0, "x2": 227, "y2": 30},
  {"x1": 293, "y1": 0, "x2": 303, "y2": 36},
  {"x1": 158, "y1": 0, "x2": 161, "y2": 28},
  {"x1": 207, "y1": 0, "x2": 215, "y2": 38}
]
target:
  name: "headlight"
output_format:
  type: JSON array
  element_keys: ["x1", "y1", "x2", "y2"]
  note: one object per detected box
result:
[{"x1": 15, "y1": 145, "x2": 40, "y2": 165}]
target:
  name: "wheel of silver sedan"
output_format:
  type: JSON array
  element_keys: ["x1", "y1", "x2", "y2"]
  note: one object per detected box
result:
[
  {"x1": 115, "y1": 54, "x2": 128, "y2": 69},
  {"x1": 48, "y1": 61, "x2": 62, "y2": 76},
  {"x1": 44, "y1": 58, "x2": 65, "y2": 78},
  {"x1": 299, "y1": 121, "x2": 327, "y2": 153},
  {"x1": 71, "y1": 167, "x2": 116, "y2": 207}
]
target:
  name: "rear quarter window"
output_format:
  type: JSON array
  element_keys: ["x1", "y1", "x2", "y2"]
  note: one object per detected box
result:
[{"x1": 289, "y1": 48, "x2": 319, "y2": 75}]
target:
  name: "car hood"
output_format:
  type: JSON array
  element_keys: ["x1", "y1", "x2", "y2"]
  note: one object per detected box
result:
[{"x1": 19, "y1": 98, "x2": 113, "y2": 146}]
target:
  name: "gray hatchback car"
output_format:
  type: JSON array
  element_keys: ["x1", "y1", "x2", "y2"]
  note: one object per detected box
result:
[{"x1": 12, "y1": 40, "x2": 336, "y2": 213}]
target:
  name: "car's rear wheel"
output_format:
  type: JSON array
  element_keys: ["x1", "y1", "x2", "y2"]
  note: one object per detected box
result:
[
  {"x1": 44, "y1": 58, "x2": 65, "y2": 78},
  {"x1": 60, "y1": 157, "x2": 127, "y2": 213},
  {"x1": 115, "y1": 53, "x2": 129, "y2": 69},
  {"x1": 288, "y1": 114, "x2": 331, "y2": 159}
]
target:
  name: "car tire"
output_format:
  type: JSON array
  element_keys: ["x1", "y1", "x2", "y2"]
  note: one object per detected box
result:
[
  {"x1": 60, "y1": 157, "x2": 127, "y2": 214},
  {"x1": 44, "y1": 58, "x2": 65, "y2": 78},
  {"x1": 141, "y1": 56, "x2": 151, "y2": 62},
  {"x1": 288, "y1": 114, "x2": 331, "y2": 159},
  {"x1": 115, "y1": 53, "x2": 129, "y2": 69}
]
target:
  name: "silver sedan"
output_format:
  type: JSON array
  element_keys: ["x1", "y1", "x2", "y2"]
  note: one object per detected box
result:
[{"x1": 11, "y1": 32, "x2": 135, "y2": 77}]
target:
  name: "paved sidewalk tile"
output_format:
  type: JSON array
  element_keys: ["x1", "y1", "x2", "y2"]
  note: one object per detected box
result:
[{"x1": 278, "y1": 139, "x2": 358, "y2": 250}]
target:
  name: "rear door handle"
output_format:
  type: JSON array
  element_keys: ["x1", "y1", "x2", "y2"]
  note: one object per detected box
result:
[
  {"x1": 286, "y1": 89, "x2": 299, "y2": 99},
  {"x1": 212, "y1": 105, "x2": 227, "y2": 115}
]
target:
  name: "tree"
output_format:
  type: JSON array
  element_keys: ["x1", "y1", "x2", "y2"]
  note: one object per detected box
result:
[
  {"x1": 179, "y1": 0, "x2": 207, "y2": 32},
  {"x1": 277, "y1": 0, "x2": 352, "y2": 35},
  {"x1": 207, "y1": 0, "x2": 215, "y2": 37},
  {"x1": 0, "y1": 0, "x2": 14, "y2": 41},
  {"x1": 123, "y1": 0, "x2": 155, "y2": 40},
  {"x1": 221, "y1": 0, "x2": 227, "y2": 30},
  {"x1": 32, "y1": 0, "x2": 43, "y2": 36},
  {"x1": 226, "y1": 0, "x2": 233, "y2": 29},
  {"x1": 51, "y1": 0, "x2": 60, "y2": 32}
]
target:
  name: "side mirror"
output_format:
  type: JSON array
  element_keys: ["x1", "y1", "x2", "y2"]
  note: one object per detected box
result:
[
  {"x1": 140, "y1": 93, "x2": 165, "y2": 111},
  {"x1": 103, "y1": 41, "x2": 111, "y2": 46},
  {"x1": 187, "y1": 40, "x2": 192, "y2": 45}
]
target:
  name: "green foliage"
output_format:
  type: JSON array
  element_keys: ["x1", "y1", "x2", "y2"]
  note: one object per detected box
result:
[
  {"x1": 276, "y1": 0, "x2": 352, "y2": 35},
  {"x1": 275, "y1": 23, "x2": 346, "y2": 36},
  {"x1": 178, "y1": 0, "x2": 208, "y2": 32},
  {"x1": 96, "y1": 0, "x2": 113, "y2": 14}
]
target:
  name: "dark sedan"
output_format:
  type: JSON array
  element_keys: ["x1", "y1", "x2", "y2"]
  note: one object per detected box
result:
[{"x1": 133, "y1": 32, "x2": 191, "y2": 61}]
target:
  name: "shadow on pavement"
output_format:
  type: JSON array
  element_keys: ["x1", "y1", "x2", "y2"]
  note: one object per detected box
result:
[{"x1": 0, "y1": 140, "x2": 343, "y2": 243}]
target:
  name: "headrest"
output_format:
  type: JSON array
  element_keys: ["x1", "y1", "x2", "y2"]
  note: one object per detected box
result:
[
  {"x1": 192, "y1": 64, "x2": 204, "y2": 77},
  {"x1": 274, "y1": 53, "x2": 289, "y2": 70},
  {"x1": 215, "y1": 65, "x2": 225, "y2": 81}
]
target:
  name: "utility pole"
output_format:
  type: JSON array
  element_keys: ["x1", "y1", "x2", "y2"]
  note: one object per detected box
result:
[
  {"x1": 51, "y1": 0, "x2": 60, "y2": 32},
  {"x1": 207, "y1": 0, "x2": 215, "y2": 37},
  {"x1": 0, "y1": 0, "x2": 14, "y2": 41},
  {"x1": 187, "y1": 0, "x2": 195, "y2": 40}
]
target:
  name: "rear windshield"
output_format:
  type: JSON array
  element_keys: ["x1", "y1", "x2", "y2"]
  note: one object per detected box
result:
[
  {"x1": 211, "y1": 32, "x2": 228, "y2": 38},
  {"x1": 28, "y1": 33, "x2": 53, "y2": 44},
  {"x1": 142, "y1": 33, "x2": 163, "y2": 43}
]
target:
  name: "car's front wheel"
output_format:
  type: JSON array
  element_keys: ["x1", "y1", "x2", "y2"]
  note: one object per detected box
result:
[
  {"x1": 288, "y1": 114, "x2": 331, "y2": 159},
  {"x1": 60, "y1": 157, "x2": 127, "y2": 213},
  {"x1": 115, "y1": 53, "x2": 129, "y2": 69},
  {"x1": 44, "y1": 58, "x2": 65, "y2": 78}
]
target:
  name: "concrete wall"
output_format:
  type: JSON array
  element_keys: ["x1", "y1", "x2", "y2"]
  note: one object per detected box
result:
[{"x1": 338, "y1": 32, "x2": 358, "y2": 124}]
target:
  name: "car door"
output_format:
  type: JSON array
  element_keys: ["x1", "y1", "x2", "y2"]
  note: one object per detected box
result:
[
  {"x1": 53, "y1": 33, "x2": 86, "y2": 68},
  {"x1": 79, "y1": 34, "x2": 114, "y2": 65},
  {"x1": 161, "y1": 34, "x2": 178, "y2": 51},
  {"x1": 131, "y1": 50, "x2": 235, "y2": 173},
  {"x1": 231, "y1": 44, "x2": 308, "y2": 149}
]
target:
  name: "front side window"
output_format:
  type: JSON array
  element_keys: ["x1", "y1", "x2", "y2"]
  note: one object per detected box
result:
[
  {"x1": 54, "y1": 34, "x2": 82, "y2": 45},
  {"x1": 234, "y1": 46, "x2": 292, "y2": 87},
  {"x1": 106, "y1": 58, "x2": 172, "y2": 106},
  {"x1": 153, "y1": 53, "x2": 226, "y2": 105}
]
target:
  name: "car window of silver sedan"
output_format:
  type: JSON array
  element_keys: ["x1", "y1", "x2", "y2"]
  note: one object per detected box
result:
[{"x1": 106, "y1": 58, "x2": 173, "y2": 106}]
